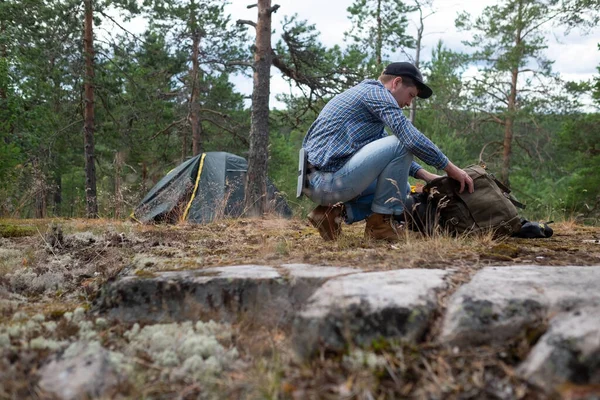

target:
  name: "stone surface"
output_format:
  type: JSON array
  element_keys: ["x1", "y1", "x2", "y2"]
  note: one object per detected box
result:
[
  {"x1": 280, "y1": 263, "x2": 358, "y2": 279},
  {"x1": 292, "y1": 269, "x2": 448, "y2": 358},
  {"x1": 441, "y1": 266, "x2": 600, "y2": 346},
  {"x1": 95, "y1": 264, "x2": 360, "y2": 324},
  {"x1": 517, "y1": 306, "x2": 600, "y2": 392},
  {"x1": 38, "y1": 341, "x2": 122, "y2": 400}
]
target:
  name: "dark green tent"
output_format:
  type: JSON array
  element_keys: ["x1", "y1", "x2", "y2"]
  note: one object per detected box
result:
[{"x1": 132, "y1": 152, "x2": 292, "y2": 224}]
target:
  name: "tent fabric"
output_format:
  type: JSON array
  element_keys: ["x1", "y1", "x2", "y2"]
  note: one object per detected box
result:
[{"x1": 132, "y1": 152, "x2": 292, "y2": 224}]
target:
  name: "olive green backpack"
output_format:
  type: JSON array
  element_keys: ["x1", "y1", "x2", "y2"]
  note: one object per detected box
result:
[{"x1": 422, "y1": 165, "x2": 524, "y2": 237}]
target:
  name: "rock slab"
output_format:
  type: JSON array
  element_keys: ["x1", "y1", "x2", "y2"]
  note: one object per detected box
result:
[
  {"x1": 441, "y1": 266, "x2": 600, "y2": 397},
  {"x1": 518, "y1": 306, "x2": 600, "y2": 393},
  {"x1": 293, "y1": 269, "x2": 448, "y2": 358},
  {"x1": 96, "y1": 264, "x2": 358, "y2": 324},
  {"x1": 441, "y1": 266, "x2": 600, "y2": 346},
  {"x1": 38, "y1": 342, "x2": 121, "y2": 400}
]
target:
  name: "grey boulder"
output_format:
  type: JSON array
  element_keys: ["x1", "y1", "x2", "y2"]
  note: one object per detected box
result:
[
  {"x1": 517, "y1": 306, "x2": 600, "y2": 393},
  {"x1": 441, "y1": 266, "x2": 600, "y2": 346},
  {"x1": 38, "y1": 341, "x2": 122, "y2": 400},
  {"x1": 293, "y1": 269, "x2": 448, "y2": 358}
]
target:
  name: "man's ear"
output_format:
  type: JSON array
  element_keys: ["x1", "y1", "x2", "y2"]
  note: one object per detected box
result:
[{"x1": 393, "y1": 76, "x2": 403, "y2": 89}]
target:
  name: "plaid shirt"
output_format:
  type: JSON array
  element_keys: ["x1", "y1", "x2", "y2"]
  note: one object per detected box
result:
[{"x1": 302, "y1": 79, "x2": 449, "y2": 177}]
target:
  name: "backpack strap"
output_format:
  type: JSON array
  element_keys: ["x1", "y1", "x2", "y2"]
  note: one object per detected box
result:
[
  {"x1": 502, "y1": 192, "x2": 526, "y2": 210},
  {"x1": 490, "y1": 174, "x2": 527, "y2": 210}
]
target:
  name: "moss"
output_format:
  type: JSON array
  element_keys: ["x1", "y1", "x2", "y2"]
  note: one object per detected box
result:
[
  {"x1": 134, "y1": 270, "x2": 158, "y2": 279},
  {"x1": 489, "y1": 243, "x2": 520, "y2": 258},
  {"x1": 481, "y1": 252, "x2": 515, "y2": 261},
  {"x1": 0, "y1": 224, "x2": 36, "y2": 238},
  {"x1": 370, "y1": 336, "x2": 394, "y2": 352},
  {"x1": 47, "y1": 309, "x2": 67, "y2": 320}
]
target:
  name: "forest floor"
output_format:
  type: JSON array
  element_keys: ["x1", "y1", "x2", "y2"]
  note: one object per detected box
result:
[{"x1": 1, "y1": 217, "x2": 600, "y2": 399}]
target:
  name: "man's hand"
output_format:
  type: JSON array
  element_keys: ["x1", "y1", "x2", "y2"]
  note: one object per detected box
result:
[{"x1": 443, "y1": 162, "x2": 474, "y2": 193}]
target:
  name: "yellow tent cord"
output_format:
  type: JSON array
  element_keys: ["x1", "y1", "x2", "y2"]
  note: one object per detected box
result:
[
  {"x1": 130, "y1": 212, "x2": 142, "y2": 223},
  {"x1": 181, "y1": 153, "x2": 206, "y2": 222}
]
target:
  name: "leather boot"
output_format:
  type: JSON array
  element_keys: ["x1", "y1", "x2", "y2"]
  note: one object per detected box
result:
[
  {"x1": 308, "y1": 204, "x2": 344, "y2": 241},
  {"x1": 365, "y1": 213, "x2": 404, "y2": 241}
]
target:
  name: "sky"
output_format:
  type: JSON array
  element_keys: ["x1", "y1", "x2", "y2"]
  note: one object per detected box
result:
[{"x1": 223, "y1": 0, "x2": 600, "y2": 108}]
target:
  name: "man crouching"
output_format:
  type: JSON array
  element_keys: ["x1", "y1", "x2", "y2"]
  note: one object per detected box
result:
[{"x1": 301, "y1": 62, "x2": 474, "y2": 241}]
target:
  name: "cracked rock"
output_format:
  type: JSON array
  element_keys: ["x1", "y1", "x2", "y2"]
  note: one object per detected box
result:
[
  {"x1": 441, "y1": 266, "x2": 600, "y2": 346},
  {"x1": 517, "y1": 306, "x2": 600, "y2": 394},
  {"x1": 95, "y1": 264, "x2": 359, "y2": 324},
  {"x1": 292, "y1": 269, "x2": 448, "y2": 359}
]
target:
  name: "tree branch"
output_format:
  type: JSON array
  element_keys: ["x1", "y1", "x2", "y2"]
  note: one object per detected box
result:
[
  {"x1": 474, "y1": 108, "x2": 506, "y2": 126},
  {"x1": 226, "y1": 60, "x2": 255, "y2": 70},
  {"x1": 199, "y1": 117, "x2": 249, "y2": 146},
  {"x1": 236, "y1": 19, "x2": 257, "y2": 28},
  {"x1": 478, "y1": 141, "x2": 503, "y2": 164},
  {"x1": 151, "y1": 118, "x2": 187, "y2": 140}
]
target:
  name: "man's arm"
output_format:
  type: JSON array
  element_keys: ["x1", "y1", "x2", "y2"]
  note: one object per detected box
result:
[
  {"x1": 414, "y1": 168, "x2": 441, "y2": 183},
  {"x1": 414, "y1": 164, "x2": 474, "y2": 194}
]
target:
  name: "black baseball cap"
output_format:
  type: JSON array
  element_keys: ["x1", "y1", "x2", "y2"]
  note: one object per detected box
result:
[{"x1": 382, "y1": 62, "x2": 433, "y2": 99}]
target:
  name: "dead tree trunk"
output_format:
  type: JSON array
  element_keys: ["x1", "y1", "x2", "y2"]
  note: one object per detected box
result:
[
  {"x1": 190, "y1": 4, "x2": 202, "y2": 156},
  {"x1": 83, "y1": 0, "x2": 98, "y2": 218},
  {"x1": 244, "y1": 0, "x2": 274, "y2": 217},
  {"x1": 376, "y1": 0, "x2": 382, "y2": 66},
  {"x1": 114, "y1": 152, "x2": 123, "y2": 219},
  {"x1": 409, "y1": 0, "x2": 431, "y2": 123},
  {"x1": 53, "y1": 175, "x2": 62, "y2": 216},
  {"x1": 33, "y1": 160, "x2": 46, "y2": 219}
]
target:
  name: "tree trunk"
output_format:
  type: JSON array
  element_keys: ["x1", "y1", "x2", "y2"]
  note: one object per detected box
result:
[
  {"x1": 51, "y1": 56, "x2": 62, "y2": 217},
  {"x1": 244, "y1": 0, "x2": 273, "y2": 217},
  {"x1": 142, "y1": 162, "x2": 148, "y2": 193},
  {"x1": 0, "y1": 12, "x2": 11, "y2": 139},
  {"x1": 83, "y1": 0, "x2": 98, "y2": 218},
  {"x1": 114, "y1": 152, "x2": 123, "y2": 219},
  {"x1": 376, "y1": 0, "x2": 382, "y2": 66},
  {"x1": 181, "y1": 130, "x2": 188, "y2": 162},
  {"x1": 34, "y1": 167, "x2": 46, "y2": 219},
  {"x1": 502, "y1": 67, "x2": 518, "y2": 186},
  {"x1": 53, "y1": 175, "x2": 62, "y2": 216},
  {"x1": 501, "y1": 0, "x2": 523, "y2": 186},
  {"x1": 190, "y1": 4, "x2": 202, "y2": 156},
  {"x1": 409, "y1": 3, "x2": 424, "y2": 123}
]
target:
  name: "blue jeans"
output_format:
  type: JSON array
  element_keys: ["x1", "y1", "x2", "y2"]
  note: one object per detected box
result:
[{"x1": 305, "y1": 136, "x2": 412, "y2": 224}]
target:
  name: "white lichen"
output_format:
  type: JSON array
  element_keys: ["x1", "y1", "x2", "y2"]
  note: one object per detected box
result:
[
  {"x1": 31, "y1": 313, "x2": 45, "y2": 323},
  {"x1": 7, "y1": 324, "x2": 22, "y2": 338},
  {"x1": 43, "y1": 321, "x2": 57, "y2": 332},
  {"x1": 343, "y1": 349, "x2": 387, "y2": 370},
  {"x1": 11, "y1": 311, "x2": 28, "y2": 322},
  {"x1": 72, "y1": 307, "x2": 86, "y2": 323},
  {"x1": 29, "y1": 336, "x2": 65, "y2": 351},
  {"x1": 0, "y1": 333, "x2": 11, "y2": 348},
  {"x1": 77, "y1": 320, "x2": 97, "y2": 341},
  {"x1": 124, "y1": 320, "x2": 238, "y2": 382},
  {"x1": 95, "y1": 318, "x2": 108, "y2": 328},
  {"x1": 24, "y1": 320, "x2": 40, "y2": 333}
]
